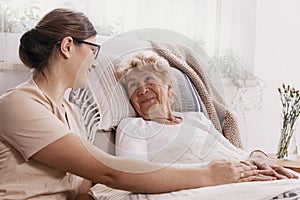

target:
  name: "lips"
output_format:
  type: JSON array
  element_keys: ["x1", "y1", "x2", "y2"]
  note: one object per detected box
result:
[{"x1": 140, "y1": 96, "x2": 155, "y2": 104}]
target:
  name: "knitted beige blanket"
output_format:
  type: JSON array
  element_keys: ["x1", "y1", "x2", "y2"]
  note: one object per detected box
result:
[{"x1": 150, "y1": 41, "x2": 242, "y2": 148}]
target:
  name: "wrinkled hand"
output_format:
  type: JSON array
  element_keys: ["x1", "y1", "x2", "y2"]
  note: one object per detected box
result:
[
  {"x1": 247, "y1": 157, "x2": 298, "y2": 179},
  {"x1": 236, "y1": 161, "x2": 276, "y2": 182}
]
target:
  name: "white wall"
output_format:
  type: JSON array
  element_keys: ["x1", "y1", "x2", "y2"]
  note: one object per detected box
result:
[
  {"x1": 245, "y1": 0, "x2": 300, "y2": 153},
  {"x1": 0, "y1": 70, "x2": 29, "y2": 93},
  {"x1": 0, "y1": 33, "x2": 30, "y2": 94}
]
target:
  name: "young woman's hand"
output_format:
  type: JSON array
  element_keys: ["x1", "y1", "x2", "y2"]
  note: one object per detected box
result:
[
  {"x1": 205, "y1": 160, "x2": 258, "y2": 185},
  {"x1": 206, "y1": 159, "x2": 281, "y2": 185}
]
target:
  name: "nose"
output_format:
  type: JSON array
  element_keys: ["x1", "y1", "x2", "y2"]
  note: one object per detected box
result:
[{"x1": 137, "y1": 85, "x2": 149, "y2": 96}]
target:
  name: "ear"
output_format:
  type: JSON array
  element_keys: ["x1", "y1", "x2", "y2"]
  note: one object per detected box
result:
[{"x1": 59, "y1": 36, "x2": 74, "y2": 59}]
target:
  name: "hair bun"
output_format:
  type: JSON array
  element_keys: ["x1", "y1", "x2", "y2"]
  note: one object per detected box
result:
[{"x1": 19, "y1": 28, "x2": 47, "y2": 70}]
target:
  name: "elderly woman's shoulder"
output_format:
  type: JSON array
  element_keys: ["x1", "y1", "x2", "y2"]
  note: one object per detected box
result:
[
  {"x1": 181, "y1": 111, "x2": 207, "y2": 119},
  {"x1": 117, "y1": 117, "x2": 159, "y2": 134},
  {"x1": 119, "y1": 117, "x2": 151, "y2": 127}
]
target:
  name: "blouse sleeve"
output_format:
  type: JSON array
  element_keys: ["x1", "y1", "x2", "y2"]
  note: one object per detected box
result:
[
  {"x1": 0, "y1": 90, "x2": 71, "y2": 161},
  {"x1": 115, "y1": 118, "x2": 149, "y2": 161}
]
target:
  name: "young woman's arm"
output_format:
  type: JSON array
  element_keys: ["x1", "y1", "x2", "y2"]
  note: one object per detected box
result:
[{"x1": 31, "y1": 134, "x2": 257, "y2": 193}]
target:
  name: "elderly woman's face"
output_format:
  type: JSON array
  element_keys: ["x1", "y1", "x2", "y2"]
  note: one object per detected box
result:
[{"x1": 125, "y1": 68, "x2": 171, "y2": 120}]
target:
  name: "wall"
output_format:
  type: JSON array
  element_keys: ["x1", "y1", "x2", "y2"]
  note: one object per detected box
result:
[
  {"x1": 244, "y1": 0, "x2": 300, "y2": 153},
  {"x1": 0, "y1": 70, "x2": 30, "y2": 94},
  {"x1": 0, "y1": 33, "x2": 30, "y2": 94}
]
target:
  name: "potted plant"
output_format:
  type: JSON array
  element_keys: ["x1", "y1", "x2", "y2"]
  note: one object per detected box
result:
[
  {"x1": 0, "y1": 0, "x2": 40, "y2": 68},
  {"x1": 0, "y1": 0, "x2": 40, "y2": 33}
]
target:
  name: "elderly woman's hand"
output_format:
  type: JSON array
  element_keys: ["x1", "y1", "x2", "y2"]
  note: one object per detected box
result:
[{"x1": 247, "y1": 150, "x2": 298, "y2": 179}]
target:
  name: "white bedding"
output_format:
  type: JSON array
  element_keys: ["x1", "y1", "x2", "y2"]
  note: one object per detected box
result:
[
  {"x1": 89, "y1": 112, "x2": 300, "y2": 199},
  {"x1": 89, "y1": 178, "x2": 300, "y2": 200}
]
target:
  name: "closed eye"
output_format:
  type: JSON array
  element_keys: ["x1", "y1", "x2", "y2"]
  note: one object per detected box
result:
[
  {"x1": 144, "y1": 75, "x2": 155, "y2": 83},
  {"x1": 127, "y1": 81, "x2": 138, "y2": 90}
]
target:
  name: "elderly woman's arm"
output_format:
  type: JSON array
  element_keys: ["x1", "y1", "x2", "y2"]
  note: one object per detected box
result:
[{"x1": 31, "y1": 134, "x2": 258, "y2": 194}]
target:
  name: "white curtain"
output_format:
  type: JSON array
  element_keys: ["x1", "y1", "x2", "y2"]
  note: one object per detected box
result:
[
  {"x1": 1, "y1": 0, "x2": 257, "y2": 72},
  {"x1": 218, "y1": 0, "x2": 257, "y2": 74},
  {"x1": 38, "y1": 0, "x2": 256, "y2": 72}
]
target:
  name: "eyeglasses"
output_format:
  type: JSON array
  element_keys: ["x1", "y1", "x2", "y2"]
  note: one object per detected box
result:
[{"x1": 73, "y1": 38, "x2": 101, "y2": 60}]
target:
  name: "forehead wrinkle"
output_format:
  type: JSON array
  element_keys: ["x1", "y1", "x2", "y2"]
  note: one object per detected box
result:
[{"x1": 126, "y1": 70, "x2": 149, "y2": 81}]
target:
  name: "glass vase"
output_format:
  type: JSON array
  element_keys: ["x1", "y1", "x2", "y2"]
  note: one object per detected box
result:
[
  {"x1": 288, "y1": 133, "x2": 298, "y2": 160},
  {"x1": 276, "y1": 127, "x2": 295, "y2": 159}
]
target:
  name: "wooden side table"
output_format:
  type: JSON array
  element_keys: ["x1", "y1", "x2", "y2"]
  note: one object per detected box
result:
[{"x1": 268, "y1": 154, "x2": 300, "y2": 173}]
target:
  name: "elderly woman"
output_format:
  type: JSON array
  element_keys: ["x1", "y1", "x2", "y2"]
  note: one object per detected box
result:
[{"x1": 115, "y1": 50, "x2": 297, "y2": 181}]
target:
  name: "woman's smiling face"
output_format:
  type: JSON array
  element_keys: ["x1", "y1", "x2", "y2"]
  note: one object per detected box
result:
[{"x1": 125, "y1": 68, "x2": 171, "y2": 120}]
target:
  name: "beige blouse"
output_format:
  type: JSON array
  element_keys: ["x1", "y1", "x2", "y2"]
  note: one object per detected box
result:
[{"x1": 0, "y1": 79, "x2": 83, "y2": 199}]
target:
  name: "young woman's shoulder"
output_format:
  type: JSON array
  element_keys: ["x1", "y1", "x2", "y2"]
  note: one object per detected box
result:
[
  {"x1": 0, "y1": 80, "x2": 53, "y2": 126},
  {"x1": 0, "y1": 80, "x2": 51, "y2": 109}
]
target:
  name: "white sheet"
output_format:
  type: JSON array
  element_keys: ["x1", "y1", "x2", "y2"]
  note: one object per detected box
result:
[{"x1": 90, "y1": 177, "x2": 300, "y2": 200}]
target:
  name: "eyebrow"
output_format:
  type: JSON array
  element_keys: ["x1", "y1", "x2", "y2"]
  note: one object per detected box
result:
[{"x1": 126, "y1": 78, "x2": 136, "y2": 83}]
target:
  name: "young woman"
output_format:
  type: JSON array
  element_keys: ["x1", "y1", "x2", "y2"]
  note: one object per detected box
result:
[{"x1": 0, "y1": 8, "x2": 266, "y2": 199}]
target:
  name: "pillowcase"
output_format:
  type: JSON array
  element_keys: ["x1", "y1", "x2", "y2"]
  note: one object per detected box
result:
[{"x1": 170, "y1": 62, "x2": 207, "y2": 115}]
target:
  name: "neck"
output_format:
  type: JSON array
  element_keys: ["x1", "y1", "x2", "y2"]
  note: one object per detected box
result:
[
  {"x1": 142, "y1": 104, "x2": 181, "y2": 124},
  {"x1": 33, "y1": 73, "x2": 67, "y2": 106},
  {"x1": 148, "y1": 115, "x2": 182, "y2": 125}
]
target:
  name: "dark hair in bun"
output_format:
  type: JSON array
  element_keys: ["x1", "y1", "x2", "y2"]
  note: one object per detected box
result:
[{"x1": 19, "y1": 8, "x2": 97, "y2": 74}]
